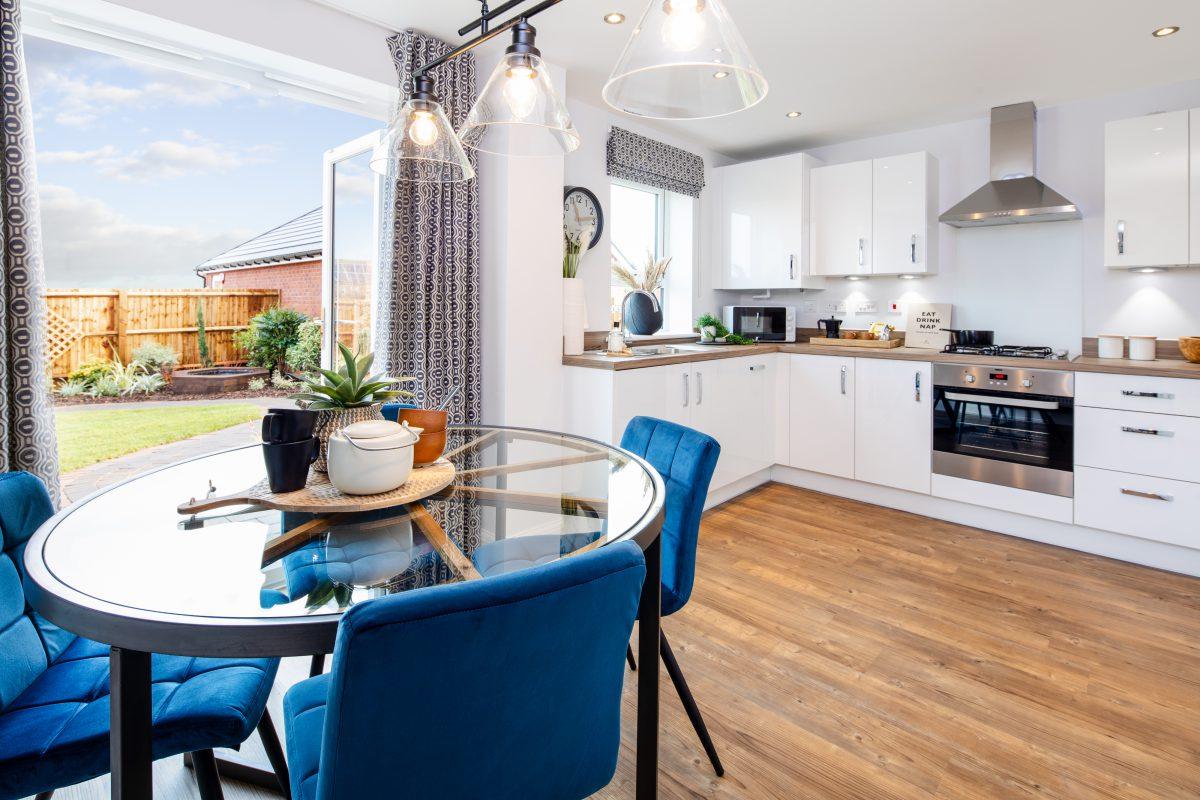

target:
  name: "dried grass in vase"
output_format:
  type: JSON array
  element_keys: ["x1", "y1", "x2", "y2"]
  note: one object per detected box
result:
[{"x1": 612, "y1": 252, "x2": 672, "y2": 293}]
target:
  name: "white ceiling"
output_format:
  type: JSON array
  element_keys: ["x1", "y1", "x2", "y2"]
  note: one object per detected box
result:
[{"x1": 316, "y1": 0, "x2": 1200, "y2": 159}]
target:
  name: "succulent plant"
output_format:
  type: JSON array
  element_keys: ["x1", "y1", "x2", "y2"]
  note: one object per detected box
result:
[{"x1": 289, "y1": 343, "x2": 413, "y2": 410}]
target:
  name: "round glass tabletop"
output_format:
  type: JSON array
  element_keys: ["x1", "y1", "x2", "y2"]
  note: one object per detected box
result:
[{"x1": 26, "y1": 425, "x2": 663, "y2": 654}]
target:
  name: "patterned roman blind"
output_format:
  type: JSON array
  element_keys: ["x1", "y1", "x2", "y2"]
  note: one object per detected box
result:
[{"x1": 606, "y1": 127, "x2": 706, "y2": 198}]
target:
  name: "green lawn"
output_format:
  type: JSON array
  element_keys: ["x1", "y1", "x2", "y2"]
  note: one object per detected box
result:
[{"x1": 56, "y1": 404, "x2": 264, "y2": 472}]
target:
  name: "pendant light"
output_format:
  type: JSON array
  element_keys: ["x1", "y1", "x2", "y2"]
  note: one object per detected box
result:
[
  {"x1": 458, "y1": 20, "x2": 581, "y2": 157},
  {"x1": 369, "y1": 75, "x2": 476, "y2": 182},
  {"x1": 604, "y1": 0, "x2": 768, "y2": 120}
]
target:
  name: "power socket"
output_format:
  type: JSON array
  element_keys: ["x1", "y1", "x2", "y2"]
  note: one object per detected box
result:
[
  {"x1": 856, "y1": 301, "x2": 878, "y2": 314},
  {"x1": 833, "y1": 300, "x2": 848, "y2": 315},
  {"x1": 801, "y1": 300, "x2": 818, "y2": 314}
]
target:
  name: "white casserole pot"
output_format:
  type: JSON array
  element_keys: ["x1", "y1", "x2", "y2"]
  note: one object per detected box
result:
[{"x1": 326, "y1": 420, "x2": 421, "y2": 496}]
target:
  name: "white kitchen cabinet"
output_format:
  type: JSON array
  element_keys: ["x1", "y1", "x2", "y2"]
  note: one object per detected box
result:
[
  {"x1": 853, "y1": 358, "x2": 932, "y2": 494},
  {"x1": 1192, "y1": 108, "x2": 1200, "y2": 265},
  {"x1": 1104, "y1": 109, "x2": 1191, "y2": 268},
  {"x1": 788, "y1": 354, "x2": 854, "y2": 478},
  {"x1": 810, "y1": 160, "x2": 873, "y2": 277},
  {"x1": 872, "y1": 153, "x2": 938, "y2": 276},
  {"x1": 1076, "y1": 406, "x2": 1200, "y2": 484},
  {"x1": 1075, "y1": 466, "x2": 1200, "y2": 549},
  {"x1": 612, "y1": 363, "x2": 690, "y2": 437},
  {"x1": 714, "y1": 153, "x2": 825, "y2": 290}
]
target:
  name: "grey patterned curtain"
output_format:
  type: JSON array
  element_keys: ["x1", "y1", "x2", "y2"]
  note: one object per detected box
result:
[
  {"x1": 1, "y1": 0, "x2": 60, "y2": 504},
  {"x1": 376, "y1": 30, "x2": 481, "y2": 586},
  {"x1": 607, "y1": 126, "x2": 706, "y2": 198}
]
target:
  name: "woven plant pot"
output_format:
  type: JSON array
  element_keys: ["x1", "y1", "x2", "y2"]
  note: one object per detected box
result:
[{"x1": 309, "y1": 404, "x2": 384, "y2": 472}]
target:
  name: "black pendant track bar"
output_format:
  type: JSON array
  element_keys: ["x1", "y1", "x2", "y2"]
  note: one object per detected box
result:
[{"x1": 414, "y1": 0, "x2": 567, "y2": 78}]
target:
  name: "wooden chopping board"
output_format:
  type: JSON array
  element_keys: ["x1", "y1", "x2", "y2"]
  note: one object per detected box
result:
[
  {"x1": 178, "y1": 458, "x2": 456, "y2": 515},
  {"x1": 808, "y1": 337, "x2": 903, "y2": 349}
]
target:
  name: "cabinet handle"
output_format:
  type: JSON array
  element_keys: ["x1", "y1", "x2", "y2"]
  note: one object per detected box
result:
[
  {"x1": 788, "y1": 254, "x2": 796, "y2": 280},
  {"x1": 749, "y1": 364, "x2": 767, "y2": 372},
  {"x1": 1121, "y1": 426, "x2": 1173, "y2": 437},
  {"x1": 682, "y1": 373, "x2": 689, "y2": 408},
  {"x1": 840, "y1": 365, "x2": 848, "y2": 395},
  {"x1": 1122, "y1": 390, "x2": 1174, "y2": 399},
  {"x1": 910, "y1": 234, "x2": 917, "y2": 264},
  {"x1": 914, "y1": 371, "x2": 921, "y2": 402},
  {"x1": 857, "y1": 238, "x2": 865, "y2": 267},
  {"x1": 1120, "y1": 487, "x2": 1173, "y2": 502},
  {"x1": 696, "y1": 372, "x2": 704, "y2": 406},
  {"x1": 1116, "y1": 220, "x2": 1125, "y2": 255}
]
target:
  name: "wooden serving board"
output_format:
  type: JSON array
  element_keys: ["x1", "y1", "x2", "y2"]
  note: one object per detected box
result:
[
  {"x1": 178, "y1": 458, "x2": 456, "y2": 515},
  {"x1": 807, "y1": 337, "x2": 903, "y2": 349}
]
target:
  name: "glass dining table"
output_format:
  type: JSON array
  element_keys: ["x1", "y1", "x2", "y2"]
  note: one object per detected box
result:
[{"x1": 24, "y1": 425, "x2": 666, "y2": 800}]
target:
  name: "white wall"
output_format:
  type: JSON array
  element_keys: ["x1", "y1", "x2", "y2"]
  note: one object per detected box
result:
[{"x1": 729, "y1": 77, "x2": 1200, "y2": 354}]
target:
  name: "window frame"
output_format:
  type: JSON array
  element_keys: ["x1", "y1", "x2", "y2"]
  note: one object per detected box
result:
[{"x1": 609, "y1": 177, "x2": 672, "y2": 327}]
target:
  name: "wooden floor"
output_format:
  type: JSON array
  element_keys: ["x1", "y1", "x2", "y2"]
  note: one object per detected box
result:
[{"x1": 50, "y1": 483, "x2": 1200, "y2": 799}]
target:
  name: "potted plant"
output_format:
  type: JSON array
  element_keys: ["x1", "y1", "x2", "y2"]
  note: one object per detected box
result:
[
  {"x1": 612, "y1": 252, "x2": 671, "y2": 336},
  {"x1": 289, "y1": 343, "x2": 414, "y2": 472}
]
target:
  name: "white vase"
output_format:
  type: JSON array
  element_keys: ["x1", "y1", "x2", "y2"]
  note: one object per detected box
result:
[{"x1": 562, "y1": 277, "x2": 587, "y2": 355}]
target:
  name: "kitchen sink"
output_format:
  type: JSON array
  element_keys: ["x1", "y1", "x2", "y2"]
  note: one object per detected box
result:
[{"x1": 629, "y1": 345, "x2": 682, "y2": 356}]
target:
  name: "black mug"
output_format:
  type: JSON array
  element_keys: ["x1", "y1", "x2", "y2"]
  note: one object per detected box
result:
[
  {"x1": 262, "y1": 408, "x2": 317, "y2": 444},
  {"x1": 817, "y1": 318, "x2": 843, "y2": 339},
  {"x1": 262, "y1": 437, "x2": 319, "y2": 493}
]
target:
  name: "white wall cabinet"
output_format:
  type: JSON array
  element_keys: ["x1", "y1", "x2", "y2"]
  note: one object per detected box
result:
[
  {"x1": 1103, "y1": 110, "x2": 1191, "y2": 268},
  {"x1": 853, "y1": 358, "x2": 932, "y2": 494},
  {"x1": 714, "y1": 153, "x2": 825, "y2": 290},
  {"x1": 810, "y1": 160, "x2": 873, "y2": 277},
  {"x1": 788, "y1": 354, "x2": 854, "y2": 478},
  {"x1": 811, "y1": 152, "x2": 938, "y2": 277}
]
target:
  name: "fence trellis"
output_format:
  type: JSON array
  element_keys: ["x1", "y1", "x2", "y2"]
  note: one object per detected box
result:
[{"x1": 44, "y1": 288, "x2": 281, "y2": 379}]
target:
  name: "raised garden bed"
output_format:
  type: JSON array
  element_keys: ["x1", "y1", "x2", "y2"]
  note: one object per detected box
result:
[{"x1": 170, "y1": 367, "x2": 270, "y2": 394}]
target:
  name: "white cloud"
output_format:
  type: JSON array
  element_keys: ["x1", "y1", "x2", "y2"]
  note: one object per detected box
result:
[
  {"x1": 97, "y1": 139, "x2": 246, "y2": 180},
  {"x1": 38, "y1": 184, "x2": 252, "y2": 288},
  {"x1": 38, "y1": 145, "x2": 118, "y2": 165},
  {"x1": 32, "y1": 68, "x2": 242, "y2": 128}
]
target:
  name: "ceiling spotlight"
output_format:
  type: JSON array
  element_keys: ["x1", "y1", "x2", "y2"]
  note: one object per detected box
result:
[
  {"x1": 1152, "y1": 25, "x2": 1180, "y2": 38},
  {"x1": 786, "y1": 110, "x2": 801, "y2": 118},
  {"x1": 713, "y1": 70, "x2": 729, "y2": 79},
  {"x1": 604, "y1": 12, "x2": 626, "y2": 24}
]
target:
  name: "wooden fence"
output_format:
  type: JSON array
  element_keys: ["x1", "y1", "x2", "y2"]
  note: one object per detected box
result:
[{"x1": 45, "y1": 288, "x2": 281, "y2": 379}]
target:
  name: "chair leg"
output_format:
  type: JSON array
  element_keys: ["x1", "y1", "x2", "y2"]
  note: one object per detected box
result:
[
  {"x1": 257, "y1": 708, "x2": 292, "y2": 799},
  {"x1": 626, "y1": 643, "x2": 637, "y2": 672},
  {"x1": 309, "y1": 653, "x2": 325, "y2": 677},
  {"x1": 660, "y1": 633, "x2": 725, "y2": 777},
  {"x1": 191, "y1": 749, "x2": 225, "y2": 800}
]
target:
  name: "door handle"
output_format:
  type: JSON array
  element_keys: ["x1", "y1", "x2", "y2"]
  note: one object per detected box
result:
[
  {"x1": 857, "y1": 238, "x2": 865, "y2": 267},
  {"x1": 910, "y1": 234, "x2": 917, "y2": 264},
  {"x1": 914, "y1": 371, "x2": 921, "y2": 402},
  {"x1": 840, "y1": 365, "x2": 848, "y2": 395},
  {"x1": 788, "y1": 254, "x2": 796, "y2": 280},
  {"x1": 1121, "y1": 426, "x2": 1173, "y2": 437},
  {"x1": 1122, "y1": 390, "x2": 1174, "y2": 399},
  {"x1": 1116, "y1": 220, "x2": 1125, "y2": 255},
  {"x1": 696, "y1": 372, "x2": 704, "y2": 406},
  {"x1": 1120, "y1": 487, "x2": 1173, "y2": 502},
  {"x1": 682, "y1": 373, "x2": 689, "y2": 407}
]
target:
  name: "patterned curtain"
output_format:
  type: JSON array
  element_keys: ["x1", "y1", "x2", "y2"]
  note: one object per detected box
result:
[
  {"x1": 607, "y1": 126, "x2": 706, "y2": 198},
  {"x1": 376, "y1": 30, "x2": 481, "y2": 586},
  {"x1": 1, "y1": 0, "x2": 60, "y2": 504}
]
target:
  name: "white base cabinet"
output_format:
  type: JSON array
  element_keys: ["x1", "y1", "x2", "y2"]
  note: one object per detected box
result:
[
  {"x1": 854, "y1": 358, "x2": 932, "y2": 494},
  {"x1": 788, "y1": 354, "x2": 854, "y2": 478}
]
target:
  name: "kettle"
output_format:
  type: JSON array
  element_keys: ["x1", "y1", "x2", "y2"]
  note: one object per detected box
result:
[{"x1": 817, "y1": 318, "x2": 842, "y2": 339}]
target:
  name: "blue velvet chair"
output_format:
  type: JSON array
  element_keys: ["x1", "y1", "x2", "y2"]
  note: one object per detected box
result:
[
  {"x1": 0, "y1": 472, "x2": 287, "y2": 800},
  {"x1": 282, "y1": 540, "x2": 646, "y2": 800},
  {"x1": 620, "y1": 416, "x2": 724, "y2": 776}
]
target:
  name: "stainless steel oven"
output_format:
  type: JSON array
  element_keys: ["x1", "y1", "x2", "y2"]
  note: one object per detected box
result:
[
  {"x1": 721, "y1": 306, "x2": 796, "y2": 342},
  {"x1": 932, "y1": 363, "x2": 1074, "y2": 497}
]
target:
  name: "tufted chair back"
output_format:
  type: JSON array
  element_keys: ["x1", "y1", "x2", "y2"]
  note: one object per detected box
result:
[
  {"x1": 620, "y1": 417, "x2": 720, "y2": 617},
  {"x1": 0, "y1": 473, "x2": 71, "y2": 711}
]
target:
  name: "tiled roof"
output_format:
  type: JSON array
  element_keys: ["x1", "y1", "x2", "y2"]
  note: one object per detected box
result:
[{"x1": 196, "y1": 207, "x2": 322, "y2": 272}]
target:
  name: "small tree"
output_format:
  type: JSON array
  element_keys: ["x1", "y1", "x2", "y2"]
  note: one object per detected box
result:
[
  {"x1": 234, "y1": 307, "x2": 309, "y2": 377},
  {"x1": 196, "y1": 302, "x2": 212, "y2": 368}
]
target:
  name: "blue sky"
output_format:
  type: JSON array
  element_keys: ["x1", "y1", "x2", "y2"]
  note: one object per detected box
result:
[{"x1": 25, "y1": 36, "x2": 380, "y2": 288}]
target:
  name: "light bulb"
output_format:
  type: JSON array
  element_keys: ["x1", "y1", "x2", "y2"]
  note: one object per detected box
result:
[
  {"x1": 662, "y1": 0, "x2": 706, "y2": 52},
  {"x1": 503, "y1": 65, "x2": 539, "y2": 120},
  {"x1": 408, "y1": 110, "x2": 439, "y2": 147}
]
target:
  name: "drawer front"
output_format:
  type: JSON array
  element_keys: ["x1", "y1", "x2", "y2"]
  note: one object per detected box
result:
[
  {"x1": 1075, "y1": 406, "x2": 1200, "y2": 483},
  {"x1": 1074, "y1": 466, "x2": 1199, "y2": 548},
  {"x1": 1076, "y1": 372, "x2": 1200, "y2": 417}
]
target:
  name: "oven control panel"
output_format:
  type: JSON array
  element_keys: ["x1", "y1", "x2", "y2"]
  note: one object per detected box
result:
[{"x1": 933, "y1": 363, "x2": 1074, "y2": 397}]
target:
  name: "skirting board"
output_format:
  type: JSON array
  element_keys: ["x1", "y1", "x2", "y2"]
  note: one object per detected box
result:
[{"x1": 757, "y1": 465, "x2": 1200, "y2": 577}]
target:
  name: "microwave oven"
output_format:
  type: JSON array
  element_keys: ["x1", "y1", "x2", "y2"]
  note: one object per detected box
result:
[{"x1": 721, "y1": 306, "x2": 796, "y2": 342}]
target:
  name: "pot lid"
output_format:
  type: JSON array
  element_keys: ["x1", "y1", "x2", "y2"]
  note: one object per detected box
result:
[{"x1": 343, "y1": 420, "x2": 404, "y2": 440}]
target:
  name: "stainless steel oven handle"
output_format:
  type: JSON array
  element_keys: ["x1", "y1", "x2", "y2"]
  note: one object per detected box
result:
[
  {"x1": 1121, "y1": 426, "x2": 1173, "y2": 437},
  {"x1": 1120, "y1": 487, "x2": 1172, "y2": 502},
  {"x1": 943, "y1": 391, "x2": 1060, "y2": 410}
]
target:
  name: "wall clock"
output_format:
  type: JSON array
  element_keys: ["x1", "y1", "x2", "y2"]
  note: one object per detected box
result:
[{"x1": 563, "y1": 186, "x2": 604, "y2": 250}]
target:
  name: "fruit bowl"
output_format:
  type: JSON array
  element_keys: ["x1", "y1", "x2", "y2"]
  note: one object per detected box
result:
[{"x1": 1180, "y1": 336, "x2": 1200, "y2": 364}]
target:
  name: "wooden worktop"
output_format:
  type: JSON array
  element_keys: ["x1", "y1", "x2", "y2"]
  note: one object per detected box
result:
[{"x1": 562, "y1": 340, "x2": 1200, "y2": 379}]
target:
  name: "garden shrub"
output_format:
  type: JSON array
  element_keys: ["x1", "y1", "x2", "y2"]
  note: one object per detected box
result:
[
  {"x1": 235, "y1": 307, "x2": 309, "y2": 377},
  {"x1": 131, "y1": 342, "x2": 180, "y2": 373},
  {"x1": 286, "y1": 319, "x2": 323, "y2": 374}
]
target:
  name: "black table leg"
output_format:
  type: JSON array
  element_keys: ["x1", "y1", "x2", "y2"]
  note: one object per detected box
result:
[
  {"x1": 111, "y1": 647, "x2": 153, "y2": 800},
  {"x1": 636, "y1": 535, "x2": 661, "y2": 800}
]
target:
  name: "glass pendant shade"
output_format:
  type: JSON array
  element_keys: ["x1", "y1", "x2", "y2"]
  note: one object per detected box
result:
[
  {"x1": 459, "y1": 51, "x2": 581, "y2": 157},
  {"x1": 369, "y1": 96, "x2": 475, "y2": 183},
  {"x1": 604, "y1": 0, "x2": 768, "y2": 120}
]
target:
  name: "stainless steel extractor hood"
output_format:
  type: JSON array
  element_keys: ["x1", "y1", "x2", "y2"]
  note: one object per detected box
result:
[{"x1": 939, "y1": 102, "x2": 1080, "y2": 227}]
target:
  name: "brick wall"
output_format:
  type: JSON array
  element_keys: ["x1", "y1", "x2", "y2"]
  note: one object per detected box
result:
[{"x1": 203, "y1": 260, "x2": 323, "y2": 317}]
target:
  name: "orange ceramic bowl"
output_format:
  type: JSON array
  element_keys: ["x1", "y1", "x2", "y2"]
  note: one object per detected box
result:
[
  {"x1": 397, "y1": 408, "x2": 448, "y2": 465},
  {"x1": 1180, "y1": 336, "x2": 1200, "y2": 364}
]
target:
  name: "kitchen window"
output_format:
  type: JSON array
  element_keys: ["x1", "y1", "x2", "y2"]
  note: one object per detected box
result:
[{"x1": 609, "y1": 179, "x2": 694, "y2": 334}]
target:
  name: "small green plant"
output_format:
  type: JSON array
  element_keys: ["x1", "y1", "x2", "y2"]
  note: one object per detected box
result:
[
  {"x1": 694, "y1": 313, "x2": 730, "y2": 338},
  {"x1": 131, "y1": 342, "x2": 180, "y2": 373},
  {"x1": 270, "y1": 373, "x2": 298, "y2": 391},
  {"x1": 197, "y1": 302, "x2": 212, "y2": 368},
  {"x1": 247, "y1": 377, "x2": 267, "y2": 391},
  {"x1": 285, "y1": 319, "x2": 323, "y2": 374},
  {"x1": 88, "y1": 376, "x2": 122, "y2": 397},
  {"x1": 290, "y1": 343, "x2": 413, "y2": 410},
  {"x1": 56, "y1": 379, "x2": 89, "y2": 397},
  {"x1": 126, "y1": 372, "x2": 166, "y2": 395},
  {"x1": 235, "y1": 307, "x2": 309, "y2": 377},
  {"x1": 67, "y1": 358, "x2": 113, "y2": 387},
  {"x1": 563, "y1": 224, "x2": 594, "y2": 279}
]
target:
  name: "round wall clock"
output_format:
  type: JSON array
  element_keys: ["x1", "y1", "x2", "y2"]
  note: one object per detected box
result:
[{"x1": 563, "y1": 186, "x2": 604, "y2": 250}]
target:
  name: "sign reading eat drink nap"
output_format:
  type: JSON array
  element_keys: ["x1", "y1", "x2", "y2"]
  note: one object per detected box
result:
[{"x1": 903, "y1": 303, "x2": 952, "y2": 349}]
